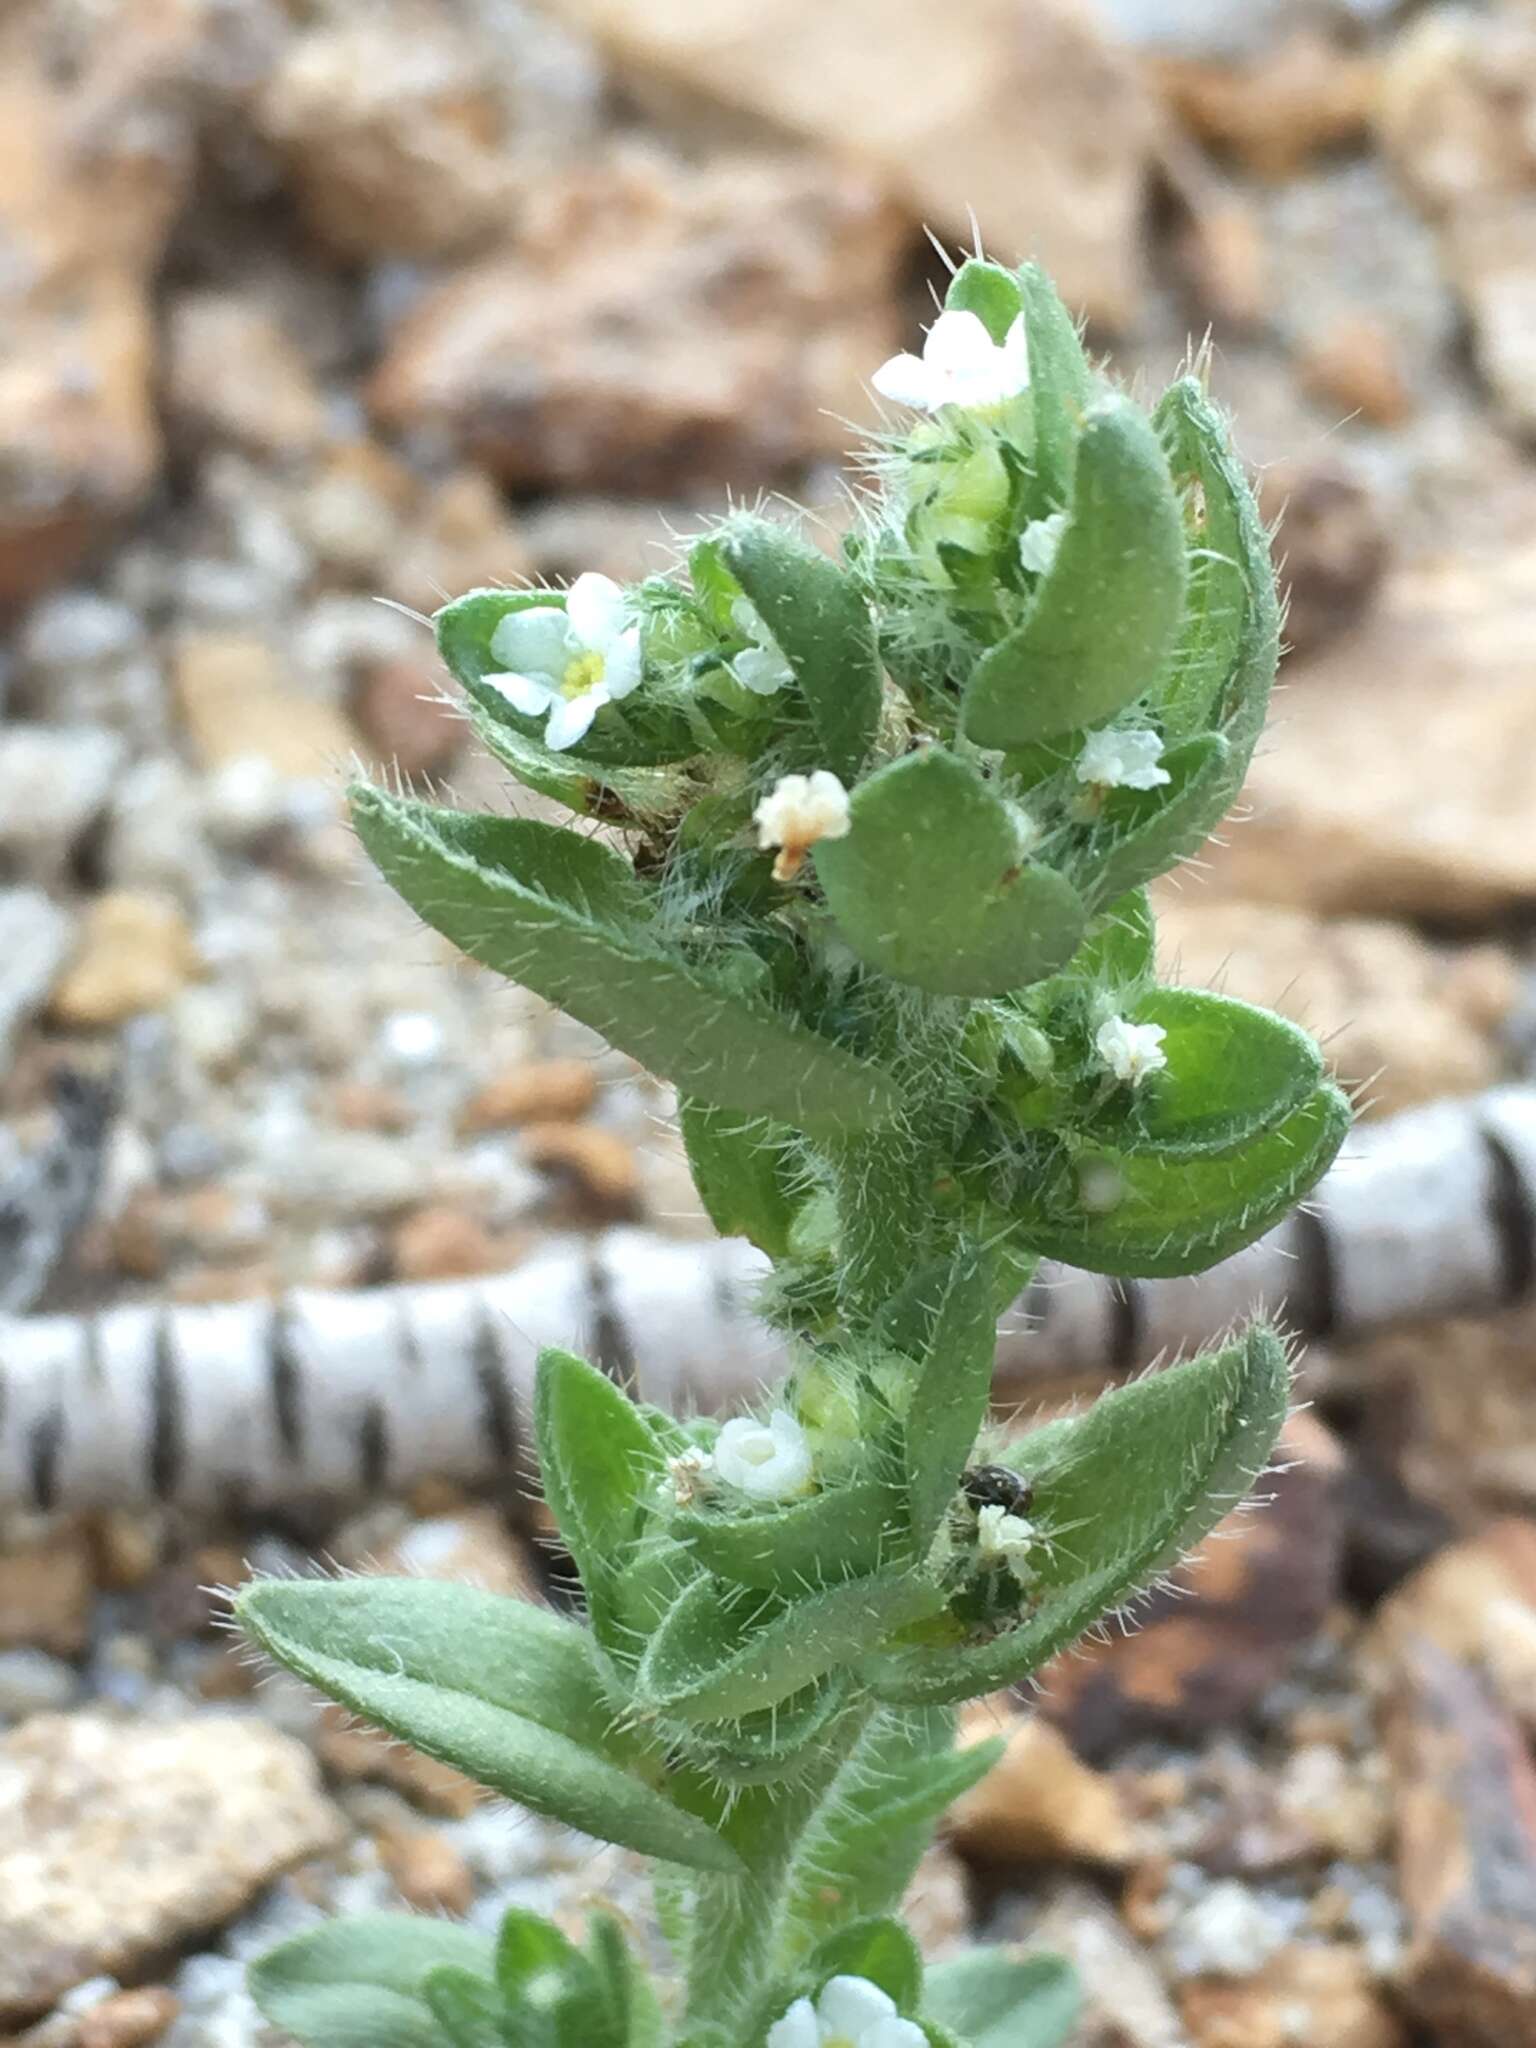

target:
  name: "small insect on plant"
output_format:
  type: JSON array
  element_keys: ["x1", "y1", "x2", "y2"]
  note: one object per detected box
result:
[{"x1": 236, "y1": 252, "x2": 1348, "y2": 2048}]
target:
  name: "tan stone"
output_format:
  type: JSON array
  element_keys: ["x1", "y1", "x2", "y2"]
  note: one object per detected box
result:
[
  {"x1": 314, "y1": 1705, "x2": 480, "y2": 1819},
  {"x1": 385, "y1": 469, "x2": 533, "y2": 619},
  {"x1": 542, "y1": 0, "x2": 1157, "y2": 328},
  {"x1": 996, "y1": 1879, "x2": 1186, "y2": 2046},
  {"x1": 0, "y1": 1714, "x2": 343, "y2": 2022},
  {"x1": 1150, "y1": 32, "x2": 1378, "y2": 180},
  {"x1": 1254, "y1": 460, "x2": 1389, "y2": 660},
  {"x1": 1180, "y1": 1944, "x2": 1406, "y2": 2048},
  {"x1": 461, "y1": 1058, "x2": 600, "y2": 1132},
  {"x1": 76, "y1": 1986, "x2": 180, "y2": 2048},
  {"x1": 164, "y1": 292, "x2": 327, "y2": 461},
  {"x1": 1194, "y1": 548, "x2": 1536, "y2": 922},
  {"x1": 522, "y1": 1122, "x2": 641, "y2": 1217},
  {"x1": 0, "y1": 1526, "x2": 92, "y2": 1656},
  {"x1": 1152, "y1": 896, "x2": 1518, "y2": 1119},
  {"x1": 390, "y1": 1204, "x2": 500, "y2": 1283},
  {"x1": 1296, "y1": 316, "x2": 1413, "y2": 428},
  {"x1": 352, "y1": 658, "x2": 464, "y2": 779},
  {"x1": 370, "y1": 147, "x2": 910, "y2": 492},
  {"x1": 49, "y1": 895, "x2": 199, "y2": 1029},
  {"x1": 950, "y1": 1703, "x2": 1137, "y2": 1866},
  {"x1": 377, "y1": 1827, "x2": 475, "y2": 1917},
  {"x1": 354, "y1": 1506, "x2": 541, "y2": 1603},
  {"x1": 173, "y1": 632, "x2": 358, "y2": 779},
  {"x1": 1366, "y1": 1521, "x2": 1536, "y2": 1731}
]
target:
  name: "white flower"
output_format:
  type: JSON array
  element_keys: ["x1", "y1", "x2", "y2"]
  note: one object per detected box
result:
[
  {"x1": 872, "y1": 308, "x2": 1030, "y2": 414},
  {"x1": 1075, "y1": 728, "x2": 1170, "y2": 792},
  {"x1": 754, "y1": 769, "x2": 852, "y2": 882},
  {"x1": 713, "y1": 1408, "x2": 813, "y2": 1502},
  {"x1": 482, "y1": 572, "x2": 641, "y2": 752},
  {"x1": 1095, "y1": 1014, "x2": 1168, "y2": 1088},
  {"x1": 730, "y1": 597, "x2": 794, "y2": 696},
  {"x1": 976, "y1": 1502, "x2": 1040, "y2": 1581},
  {"x1": 1017, "y1": 510, "x2": 1068, "y2": 576},
  {"x1": 667, "y1": 1445, "x2": 714, "y2": 1507},
  {"x1": 767, "y1": 1976, "x2": 927, "y2": 2048}
]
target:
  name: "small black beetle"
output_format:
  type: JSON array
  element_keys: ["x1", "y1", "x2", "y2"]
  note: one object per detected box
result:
[{"x1": 961, "y1": 1465, "x2": 1035, "y2": 1517}]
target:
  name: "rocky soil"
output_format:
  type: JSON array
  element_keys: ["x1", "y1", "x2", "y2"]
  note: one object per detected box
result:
[{"x1": 6, "y1": 0, "x2": 1536, "y2": 2044}]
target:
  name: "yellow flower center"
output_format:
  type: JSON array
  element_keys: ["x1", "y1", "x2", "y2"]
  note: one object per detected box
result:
[{"x1": 561, "y1": 649, "x2": 605, "y2": 698}]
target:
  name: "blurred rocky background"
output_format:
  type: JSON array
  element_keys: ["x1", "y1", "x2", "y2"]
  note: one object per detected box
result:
[{"x1": 5, "y1": 0, "x2": 1536, "y2": 2043}]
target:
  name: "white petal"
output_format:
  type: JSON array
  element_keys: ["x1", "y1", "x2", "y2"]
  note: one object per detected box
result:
[
  {"x1": 485, "y1": 671, "x2": 559, "y2": 719},
  {"x1": 818, "y1": 1977, "x2": 898, "y2": 2034},
  {"x1": 733, "y1": 645, "x2": 793, "y2": 695},
  {"x1": 489, "y1": 605, "x2": 571, "y2": 677},
  {"x1": 999, "y1": 310, "x2": 1032, "y2": 390},
  {"x1": 601, "y1": 626, "x2": 643, "y2": 700},
  {"x1": 862, "y1": 2019, "x2": 928, "y2": 2048},
  {"x1": 921, "y1": 309, "x2": 997, "y2": 381},
  {"x1": 871, "y1": 350, "x2": 939, "y2": 411},
  {"x1": 543, "y1": 689, "x2": 604, "y2": 752},
  {"x1": 766, "y1": 1999, "x2": 820, "y2": 2048},
  {"x1": 565, "y1": 571, "x2": 627, "y2": 648}
]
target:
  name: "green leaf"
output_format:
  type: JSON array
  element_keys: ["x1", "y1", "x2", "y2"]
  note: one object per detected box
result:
[
  {"x1": 962, "y1": 398, "x2": 1187, "y2": 749},
  {"x1": 814, "y1": 750, "x2": 1087, "y2": 997},
  {"x1": 237, "y1": 1577, "x2": 742, "y2": 1875},
  {"x1": 720, "y1": 516, "x2": 882, "y2": 780},
  {"x1": 674, "y1": 1477, "x2": 903, "y2": 1593},
  {"x1": 636, "y1": 1568, "x2": 947, "y2": 1721},
  {"x1": 924, "y1": 1952, "x2": 1081, "y2": 2048},
  {"x1": 1153, "y1": 376, "x2": 1279, "y2": 754},
  {"x1": 495, "y1": 1910, "x2": 615, "y2": 2048},
  {"x1": 944, "y1": 260, "x2": 1024, "y2": 343},
  {"x1": 679, "y1": 1100, "x2": 800, "y2": 1258},
  {"x1": 1014, "y1": 261, "x2": 1095, "y2": 510},
  {"x1": 535, "y1": 1346, "x2": 662, "y2": 1647},
  {"x1": 466, "y1": 700, "x2": 696, "y2": 824},
  {"x1": 690, "y1": 1673, "x2": 853, "y2": 1783},
  {"x1": 865, "y1": 1323, "x2": 1292, "y2": 1703},
  {"x1": 1079, "y1": 733, "x2": 1233, "y2": 910},
  {"x1": 420, "y1": 1969, "x2": 512, "y2": 2048},
  {"x1": 901, "y1": 1248, "x2": 1001, "y2": 1549},
  {"x1": 1062, "y1": 888, "x2": 1155, "y2": 988},
  {"x1": 351, "y1": 786, "x2": 900, "y2": 1134},
  {"x1": 1011, "y1": 1080, "x2": 1350, "y2": 1278},
  {"x1": 805, "y1": 1918, "x2": 923, "y2": 2014},
  {"x1": 249, "y1": 1917, "x2": 494, "y2": 2048},
  {"x1": 1080, "y1": 988, "x2": 1322, "y2": 1159},
  {"x1": 587, "y1": 1914, "x2": 666, "y2": 2048}
]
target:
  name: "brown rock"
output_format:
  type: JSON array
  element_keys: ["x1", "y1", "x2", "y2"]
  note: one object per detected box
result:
[
  {"x1": 164, "y1": 293, "x2": 327, "y2": 461},
  {"x1": 345, "y1": 1506, "x2": 540, "y2": 1602},
  {"x1": 377, "y1": 1827, "x2": 475, "y2": 1917},
  {"x1": 950, "y1": 1703, "x2": 1137, "y2": 1867},
  {"x1": 385, "y1": 469, "x2": 533, "y2": 619},
  {"x1": 1195, "y1": 547, "x2": 1536, "y2": 922},
  {"x1": 0, "y1": 1526, "x2": 92, "y2": 1656},
  {"x1": 1152, "y1": 896, "x2": 1518, "y2": 1119},
  {"x1": 1296, "y1": 316, "x2": 1413, "y2": 429},
  {"x1": 49, "y1": 894, "x2": 199, "y2": 1029},
  {"x1": 174, "y1": 632, "x2": 358, "y2": 780},
  {"x1": 295, "y1": 439, "x2": 417, "y2": 585},
  {"x1": 1151, "y1": 32, "x2": 1377, "y2": 180},
  {"x1": 1386, "y1": 1641, "x2": 1536, "y2": 2048},
  {"x1": 1255, "y1": 460, "x2": 1389, "y2": 659},
  {"x1": 994, "y1": 1878, "x2": 1185, "y2": 2047},
  {"x1": 314, "y1": 1705, "x2": 480, "y2": 1819},
  {"x1": 370, "y1": 148, "x2": 910, "y2": 492},
  {"x1": 522, "y1": 1122, "x2": 641, "y2": 1218},
  {"x1": 390, "y1": 1204, "x2": 499, "y2": 1282},
  {"x1": 1035, "y1": 1414, "x2": 1345, "y2": 1758},
  {"x1": 1180, "y1": 1944, "x2": 1406, "y2": 2048},
  {"x1": 461, "y1": 1058, "x2": 600, "y2": 1132},
  {"x1": 543, "y1": 0, "x2": 1157, "y2": 329},
  {"x1": 1367, "y1": 1521, "x2": 1536, "y2": 1730},
  {"x1": 352, "y1": 659, "x2": 464, "y2": 779},
  {"x1": 76, "y1": 1986, "x2": 180, "y2": 2048},
  {"x1": 0, "y1": 1714, "x2": 343, "y2": 2022},
  {"x1": 327, "y1": 1080, "x2": 413, "y2": 1133}
]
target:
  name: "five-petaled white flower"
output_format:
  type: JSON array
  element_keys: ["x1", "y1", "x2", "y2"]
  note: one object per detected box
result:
[
  {"x1": 483, "y1": 573, "x2": 641, "y2": 752},
  {"x1": 754, "y1": 770, "x2": 852, "y2": 882},
  {"x1": 667, "y1": 1445, "x2": 714, "y2": 1507},
  {"x1": 713, "y1": 1409, "x2": 813, "y2": 1503},
  {"x1": 976, "y1": 1502, "x2": 1040, "y2": 1581},
  {"x1": 767, "y1": 1975, "x2": 927, "y2": 2048},
  {"x1": 730, "y1": 597, "x2": 795, "y2": 696},
  {"x1": 872, "y1": 308, "x2": 1031, "y2": 414},
  {"x1": 1075, "y1": 728, "x2": 1170, "y2": 792},
  {"x1": 1096, "y1": 1015, "x2": 1168, "y2": 1088}
]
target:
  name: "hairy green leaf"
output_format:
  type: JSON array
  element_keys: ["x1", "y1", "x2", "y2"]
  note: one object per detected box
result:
[
  {"x1": 535, "y1": 1346, "x2": 662, "y2": 1648},
  {"x1": 1014, "y1": 261, "x2": 1095, "y2": 510},
  {"x1": 674, "y1": 1476, "x2": 903, "y2": 1593},
  {"x1": 420, "y1": 1969, "x2": 509, "y2": 2048},
  {"x1": 962, "y1": 398, "x2": 1187, "y2": 748},
  {"x1": 814, "y1": 750, "x2": 1087, "y2": 996},
  {"x1": 679, "y1": 1100, "x2": 801, "y2": 1258},
  {"x1": 249, "y1": 1917, "x2": 493, "y2": 2048},
  {"x1": 238, "y1": 1577, "x2": 741, "y2": 1874},
  {"x1": 901, "y1": 1247, "x2": 1001, "y2": 1548},
  {"x1": 351, "y1": 786, "x2": 900, "y2": 1133},
  {"x1": 924, "y1": 1951, "x2": 1081, "y2": 2048}
]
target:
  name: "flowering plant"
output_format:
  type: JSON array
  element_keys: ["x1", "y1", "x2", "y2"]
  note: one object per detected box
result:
[{"x1": 238, "y1": 256, "x2": 1347, "y2": 2048}]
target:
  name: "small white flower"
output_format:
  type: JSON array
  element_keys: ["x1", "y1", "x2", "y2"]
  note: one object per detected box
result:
[
  {"x1": 730, "y1": 597, "x2": 794, "y2": 696},
  {"x1": 872, "y1": 308, "x2": 1030, "y2": 414},
  {"x1": 481, "y1": 572, "x2": 641, "y2": 752},
  {"x1": 713, "y1": 1408, "x2": 813, "y2": 1502},
  {"x1": 1096, "y1": 1014, "x2": 1168, "y2": 1088},
  {"x1": 667, "y1": 1445, "x2": 714, "y2": 1507},
  {"x1": 1017, "y1": 510, "x2": 1068, "y2": 576},
  {"x1": 976, "y1": 1502, "x2": 1040, "y2": 1581},
  {"x1": 767, "y1": 1975, "x2": 927, "y2": 2048},
  {"x1": 754, "y1": 769, "x2": 852, "y2": 882},
  {"x1": 1075, "y1": 728, "x2": 1170, "y2": 792}
]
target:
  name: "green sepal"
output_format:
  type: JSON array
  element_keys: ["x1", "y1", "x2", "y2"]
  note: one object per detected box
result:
[
  {"x1": 248, "y1": 1917, "x2": 495, "y2": 2048},
  {"x1": 900, "y1": 1247, "x2": 1001, "y2": 1549},
  {"x1": 1079, "y1": 732, "x2": 1232, "y2": 909},
  {"x1": 679, "y1": 1100, "x2": 801, "y2": 1258},
  {"x1": 1010, "y1": 1080, "x2": 1350, "y2": 1277},
  {"x1": 924, "y1": 1951, "x2": 1082, "y2": 2048},
  {"x1": 420, "y1": 1969, "x2": 510, "y2": 2048},
  {"x1": 588, "y1": 1914, "x2": 666, "y2": 2048},
  {"x1": 687, "y1": 1672, "x2": 853, "y2": 1784},
  {"x1": 350, "y1": 787, "x2": 900, "y2": 1134},
  {"x1": 814, "y1": 749, "x2": 1087, "y2": 997},
  {"x1": 864, "y1": 1323, "x2": 1292, "y2": 1704},
  {"x1": 236, "y1": 1577, "x2": 742, "y2": 1875},
  {"x1": 673, "y1": 1476, "x2": 903, "y2": 1593},
  {"x1": 1080, "y1": 988, "x2": 1323, "y2": 1159},
  {"x1": 720, "y1": 515, "x2": 883, "y2": 780},
  {"x1": 1014, "y1": 261, "x2": 1096, "y2": 511},
  {"x1": 961, "y1": 397, "x2": 1187, "y2": 748},
  {"x1": 687, "y1": 535, "x2": 743, "y2": 634},
  {"x1": 636, "y1": 1568, "x2": 947, "y2": 1722},
  {"x1": 944, "y1": 259, "x2": 1024, "y2": 343},
  {"x1": 804, "y1": 1918, "x2": 923, "y2": 2014},
  {"x1": 534, "y1": 1346, "x2": 663, "y2": 1649}
]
